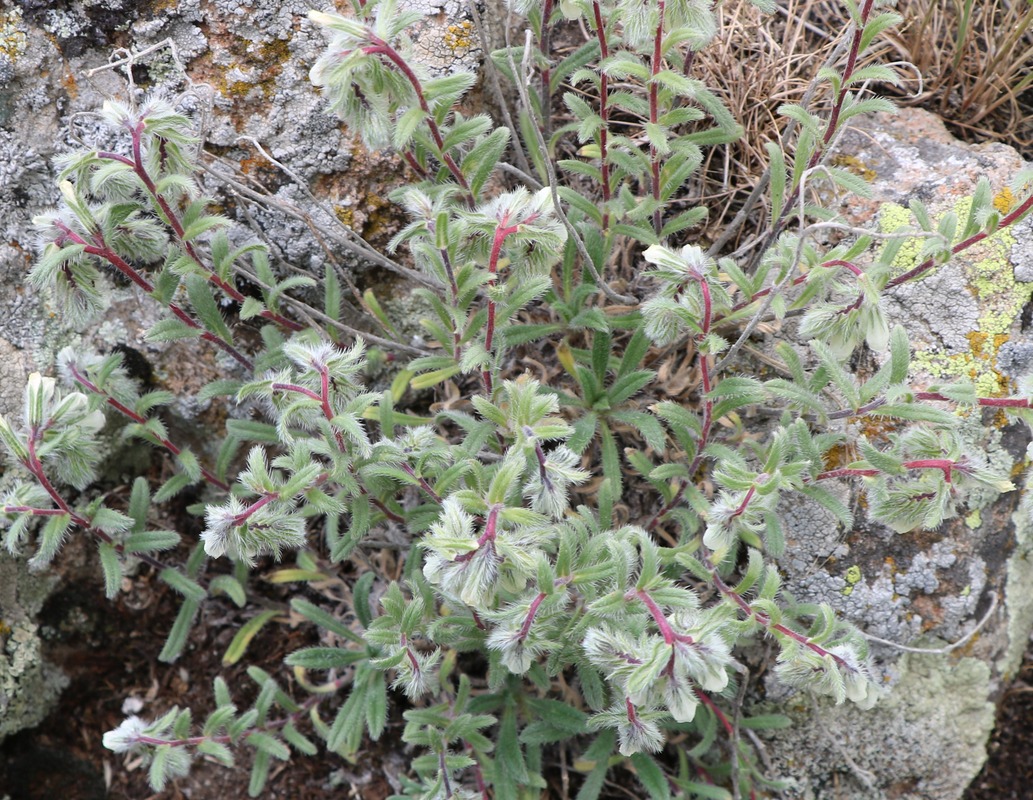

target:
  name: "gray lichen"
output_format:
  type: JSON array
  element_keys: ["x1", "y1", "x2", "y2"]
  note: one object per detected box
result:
[
  {"x1": 0, "y1": 549, "x2": 67, "y2": 744},
  {"x1": 757, "y1": 653, "x2": 994, "y2": 800}
]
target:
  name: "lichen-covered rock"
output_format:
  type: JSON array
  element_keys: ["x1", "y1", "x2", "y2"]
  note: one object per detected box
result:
[
  {"x1": 759, "y1": 108, "x2": 1033, "y2": 799},
  {"x1": 0, "y1": 552, "x2": 67, "y2": 742}
]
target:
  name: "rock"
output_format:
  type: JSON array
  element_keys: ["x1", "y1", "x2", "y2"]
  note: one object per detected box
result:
[
  {"x1": 0, "y1": 553, "x2": 67, "y2": 742},
  {"x1": 759, "y1": 107, "x2": 1033, "y2": 799}
]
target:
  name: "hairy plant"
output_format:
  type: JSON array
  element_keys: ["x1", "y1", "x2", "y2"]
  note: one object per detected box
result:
[{"x1": 3, "y1": 0, "x2": 1033, "y2": 798}]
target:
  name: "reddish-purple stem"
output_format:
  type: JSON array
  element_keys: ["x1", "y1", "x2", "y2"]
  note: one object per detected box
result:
[
  {"x1": 815, "y1": 458, "x2": 959, "y2": 483},
  {"x1": 694, "y1": 689, "x2": 734, "y2": 736},
  {"x1": 647, "y1": 267, "x2": 717, "y2": 529},
  {"x1": 54, "y1": 223, "x2": 253, "y2": 370},
  {"x1": 232, "y1": 492, "x2": 279, "y2": 525},
  {"x1": 70, "y1": 363, "x2": 230, "y2": 491},
  {"x1": 399, "y1": 462, "x2": 443, "y2": 504},
  {"x1": 707, "y1": 559, "x2": 849, "y2": 668},
  {"x1": 518, "y1": 592, "x2": 547, "y2": 642},
  {"x1": 482, "y1": 219, "x2": 521, "y2": 394},
  {"x1": 362, "y1": 38, "x2": 473, "y2": 203},
  {"x1": 102, "y1": 130, "x2": 301, "y2": 334},
  {"x1": 886, "y1": 190, "x2": 1033, "y2": 289},
  {"x1": 23, "y1": 430, "x2": 168, "y2": 572},
  {"x1": 455, "y1": 505, "x2": 500, "y2": 563},
  {"x1": 592, "y1": 2, "x2": 612, "y2": 231},
  {"x1": 649, "y1": 0, "x2": 666, "y2": 237}
]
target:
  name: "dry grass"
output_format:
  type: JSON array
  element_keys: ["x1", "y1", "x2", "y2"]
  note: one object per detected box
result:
[
  {"x1": 551, "y1": 0, "x2": 1030, "y2": 245},
  {"x1": 688, "y1": 0, "x2": 848, "y2": 242},
  {"x1": 876, "y1": 0, "x2": 1033, "y2": 148},
  {"x1": 674, "y1": 0, "x2": 1033, "y2": 243},
  {"x1": 690, "y1": 2, "x2": 826, "y2": 236}
]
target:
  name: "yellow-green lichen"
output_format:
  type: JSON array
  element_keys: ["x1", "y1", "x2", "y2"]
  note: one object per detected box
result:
[
  {"x1": 0, "y1": 8, "x2": 28, "y2": 63},
  {"x1": 841, "y1": 564, "x2": 863, "y2": 595},
  {"x1": 965, "y1": 508, "x2": 982, "y2": 528},
  {"x1": 879, "y1": 198, "x2": 1033, "y2": 397}
]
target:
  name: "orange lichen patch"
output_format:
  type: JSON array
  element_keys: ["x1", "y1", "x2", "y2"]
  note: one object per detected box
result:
[
  {"x1": 966, "y1": 330, "x2": 989, "y2": 358},
  {"x1": 993, "y1": 187, "x2": 1015, "y2": 215},
  {"x1": 0, "y1": 10, "x2": 28, "y2": 62},
  {"x1": 961, "y1": 331, "x2": 1012, "y2": 396},
  {"x1": 830, "y1": 154, "x2": 877, "y2": 181},
  {"x1": 442, "y1": 20, "x2": 475, "y2": 56},
  {"x1": 912, "y1": 595, "x2": 945, "y2": 631},
  {"x1": 186, "y1": 5, "x2": 299, "y2": 125},
  {"x1": 237, "y1": 151, "x2": 285, "y2": 185}
]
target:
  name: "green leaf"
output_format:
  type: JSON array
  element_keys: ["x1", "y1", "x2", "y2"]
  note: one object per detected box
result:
[
  {"x1": 226, "y1": 419, "x2": 281, "y2": 443},
  {"x1": 239, "y1": 297, "x2": 265, "y2": 320},
  {"x1": 159, "y1": 597, "x2": 201, "y2": 662},
  {"x1": 291, "y1": 598, "x2": 364, "y2": 644},
  {"x1": 871, "y1": 403, "x2": 957, "y2": 425},
  {"x1": 365, "y1": 670, "x2": 387, "y2": 740},
  {"x1": 223, "y1": 610, "x2": 280, "y2": 666},
  {"x1": 607, "y1": 370, "x2": 655, "y2": 406},
  {"x1": 285, "y1": 646, "x2": 367, "y2": 670},
  {"x1": 354, "y1": 570, "x2": 376, "y2": 629},
  {"x1": 394, "y1": 106, "x2": 428, "y2": 150},
  {"x1": 153, "y1": 473, "x2": 193, "y2": 503},
  {"x1": 160, "y1": 568, "x2": 207, "y2": 603},
  {"x1": 248, "y1": 750, "x2": 271, "y2": 797},
  {"x1": 125, "y1": 529, "x2": 181, "y2": 553},
  {"x1": 462, "y1": 128, "x2": 511, "y2": 196},
  {"x1": 146, "y1": 318, "x2": 202, "y2": 343},
  {"x1": 576, "y1": 730, "x2": 617, "y2": 800},
  {"x1": 496, "y1": 704, "x2": 529, "y2": 785},
  {"x1": 210, "y1": 574, "x2": 247, "y2": 607},
  {"x1": 630, "y1": 753, "x2": 671, "y2": 800},
  {"x1": 185, "y1": 273, "x2": 233, "y2": 342},
  {"x1": 766, "y1": 141, "x2": 787, "y2": 225},
  {"x1": 282, "y1": 722, "x2": 318, "y2": 756},
  {"x1": 98, "y1": 542, "x2": 122, "y2": 599},
  {"x1": 247, "y1": 731, "x2": 290, "y2": 761},
  {"x1": 740, "y1": 713, "x2": 792, "y2": 730}
]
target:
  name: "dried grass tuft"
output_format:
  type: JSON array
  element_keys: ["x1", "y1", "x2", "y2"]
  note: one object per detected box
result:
[
  {"x1": 868, "y1": 0, "x2": 1033, "y2": 147},
  {"x1": 688, "y1": 0, "x2": 838, "y2": 242}
]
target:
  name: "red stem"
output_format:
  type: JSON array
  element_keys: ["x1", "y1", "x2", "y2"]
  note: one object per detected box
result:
[
  {"x1": 482, "y1": 220, "x2": 519, "y2": 393},
  {"x1": 694, "y1": 689, "x2": 734, "y2": 736},
  {"x1": 106, "y1": 130, "x2": 302, "y2": 334},
  {"x1": 517, "y1": 592, "x2": 547, "y2": 641},
  {"x1": 70, "y1": 363, "x2": 230, "y2": 491},
  {"x1": 592, "y1": 1, "x2": 612, "y2": 232},
  {"x1": 399, "y1": 462, "x2": 444, "y2": 504},
  {"x1": 232, "y1": 492, "x2": 279, "y2": 524},
  {"x1": 455, "y1": 505, "x2": 500, "y2": 563},
  {"x1": 55, "y1": 223, "x2": 253, "y2": 370},
  {"x1": 707, "y1": 559, "x2": 848, "y2": 668},
  {"x1": 363, "y1": 39, "x2": 473, "y2": 203},
  {"x1": 23, "y1": 432, "x2": 168, "y2": 572},
  {"x1": 649, "y1": 0, "x2": 666, "y2": 237},
  {"x1": 886, "y1": 190, "x2": 1033, "y2": 289},
  {"x1": 3, "y1": 506, "x2": 67, "y2": 516},
  {"x1": 632, "y1": 589, "x2": 679, "y2": 645},
  {"x1": 815, "y1": 458, "x2": 958, "y2": 483}
]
